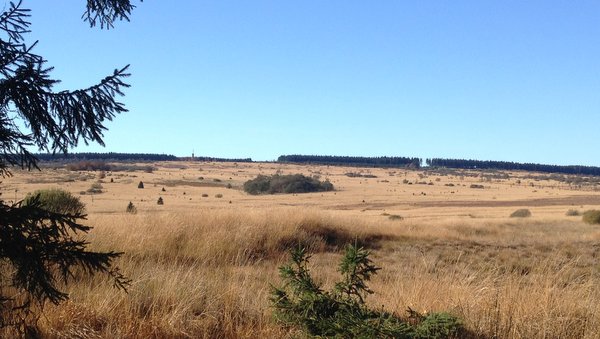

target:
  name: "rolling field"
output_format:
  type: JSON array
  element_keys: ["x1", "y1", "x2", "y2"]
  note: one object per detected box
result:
[{"x1": 3, "y1": 161, "x2": 600, "y2": 338}]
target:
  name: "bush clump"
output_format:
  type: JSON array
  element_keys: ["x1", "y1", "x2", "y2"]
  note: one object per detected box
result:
[
  {"x1": 66, "y1": 160, "x2": 111, "y2": 171},
  {"x1": 244, "y1": 174, "x2": 334, "y2": 195},
  {"x1": 565, "y1": 209, "x2": 581, "y2": 216},
  {"x1": 510, "y1": 208, "x2": 532, "y2": 218},
  {"x1": 582, "y1": 210, "x2": 600, "y2": 224},
  {"x1": 271, "y1": 245, "x2": 465, "y2": 338},
  {"x1": 24, "y1": 188, "x2": 86, "y2": 215},
  {"x1": 126, "y1": 201, "x2": 137, "y2": 214},
  {"x1": 86, "y1": 182, "x2": 103, "y2": 194},
  {"x1": 138, "y1": 181, "x2": 144, "y2": 189},
  {"x1": 157, "y1": 197, "x2": 164, "y2": 205}
]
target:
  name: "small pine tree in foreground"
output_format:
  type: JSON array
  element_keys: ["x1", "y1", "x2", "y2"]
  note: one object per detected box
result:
[{"x1": 271, "y1": 245, "x2": 465, "y2": 338}]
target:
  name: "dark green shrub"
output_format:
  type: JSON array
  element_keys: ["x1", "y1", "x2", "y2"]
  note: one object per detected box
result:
[
  {"x1": 126, "y1": 201, "x2": 137, "y2": 214},
  {"x1": 138, "y1": 181, "x2": 144, "y2": 189},
  {"x1": 345, "y1": 172, "x2": 377, "y2": 178},
  {"x1": 271, "y1": 245, "x2": 465, "y2": 338},
  {"x1": 244, "y1": 174, "x2": 334, "y2": 195},
  {"x1": 86, "y1": 182, "x2": 103, "y2": 194},
  {"x1": 582, "y1": 210, "x2": 600, "y2": 224},
  {"x1": 24, "y1": 188, "x2": 86, "y2": 215},
  {"x1": 415, "y1": 312, "x2": 465, "y2": 339},
  {"x1": 565, "y1": 209, "x2": 581, "y2": 216},
  {"x1": 157, "y1": 197, "x2": 164, "y2": 205},
  {"x1": 510, "y1": 209, "x2": 531, "y2": 218}
]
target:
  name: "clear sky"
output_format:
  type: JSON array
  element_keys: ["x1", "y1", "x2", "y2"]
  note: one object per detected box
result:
[{"x1": 23, "y1": 1, "x2": 600, "y2": 165}]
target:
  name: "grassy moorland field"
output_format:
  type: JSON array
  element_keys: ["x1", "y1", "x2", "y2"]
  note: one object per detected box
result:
[{"x1": 3, "y1": 161, "x2": 600, "y2": 338}]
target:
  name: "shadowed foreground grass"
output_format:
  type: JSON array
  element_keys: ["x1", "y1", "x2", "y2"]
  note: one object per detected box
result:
[{"x1": 14, "y1": 209, "x2": 600, "y2": 338}]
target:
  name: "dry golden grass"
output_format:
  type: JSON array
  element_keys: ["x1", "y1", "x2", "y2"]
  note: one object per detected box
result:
[{"x1": 3, "y1": 161, "x2": 600, "y2": 338}]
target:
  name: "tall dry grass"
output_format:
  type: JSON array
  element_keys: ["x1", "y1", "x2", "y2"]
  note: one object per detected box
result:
[{"x1": 18, "y1": 209, "x2": 600, "y2": 338}]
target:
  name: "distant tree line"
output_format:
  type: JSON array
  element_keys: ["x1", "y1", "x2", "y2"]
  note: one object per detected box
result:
[
  {"x1": 32, "y1": 153, "x2": 600, "y2": 176},
  {"x1": 189, "y1": 157, "x2": 253, "y2": 163},
  {"x1": 277, "y1": 155, "x2": 422, "y2": 168},
  {"x1": 36, "y1": 152, "x2": 178, "y2": 162},
  {"x1": 34, "y1": 153, "x2": 252, "y2": 163},
  {"x1": 426, "y1": 158, "x2": 600, "y2": 176}
]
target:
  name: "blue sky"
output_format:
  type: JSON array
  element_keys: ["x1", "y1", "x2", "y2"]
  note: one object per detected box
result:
[{"x1": 23, "y1": 1, "x2": 600, "y2": 165}]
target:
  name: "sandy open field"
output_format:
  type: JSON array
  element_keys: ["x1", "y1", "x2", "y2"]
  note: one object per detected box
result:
[
  {"x1": 3, "y1": 161, "x2": 600, "y2": 338},
  {"x1": 6, "y1": 160, "x2": 600, "y2": 219}
]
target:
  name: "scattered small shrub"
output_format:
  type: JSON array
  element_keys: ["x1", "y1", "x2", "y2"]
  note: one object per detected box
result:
[
  {"x1": 157, "y1": 197, "x2": 164, "y2": 205},
  {"x1": 470, "y1": 184, "x2": 485, "y2": 189},
  {"x1": 226, "y1": 183, "x2": 233, "y2": 189},
  {"x1": 201, "y1": 193, "x2": 209, "y2": 197},
  {"x1": 215, "y1": 194, "x2": 223, "y2": 198},
  {"x1": 213, "y1": 178, "x2": 222, "y2": 182},
  {"x1": 126, "y1": 201, "x2": 137, "y2": 214},
  {"x1": 582, "y1": 210, "x2": 600, "y2": 224},
  {"x1": 86, "y1": 182, "x2": 103, "y2": 194},
  {"x1": 345, "y1": 172, "x2": 377, "y2": 178},
  {"x1": 510, "y1": 208, "x2": 532, "y2": 218},
  {"x1": 244, "y1": 174, "x2": 334, "y2": 195},
  {"x1": 565, "y1": 209, "x2": 581, "y2": 216},
  {"x1": 138, "y1": 181, "x2": 144, "y2": 189},
  {"x1": 388, "y1": 214, "x2": 403, "y2": 221},
  {"x1": 161, "y1": 187, "x2": 166, "y2": 192},
  {"x1": 24, "y1": 188, "x2": 86, "y2": 215}
]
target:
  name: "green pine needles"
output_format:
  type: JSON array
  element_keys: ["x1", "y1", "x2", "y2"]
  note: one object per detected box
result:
[{"x1": 271, "y1": 245, "x2": 466, "y2": 338}]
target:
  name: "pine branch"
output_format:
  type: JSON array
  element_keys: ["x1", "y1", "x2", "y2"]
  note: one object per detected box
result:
[
  {"x1": 0, "y1": 1, "x2": 30, "y2": 42},
  {"x1": 83, "y1": 0, "x2": 141, "y2": 29},
  {"x1": 0, "y1": 199, "x2": 128, "y2": 305}
]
